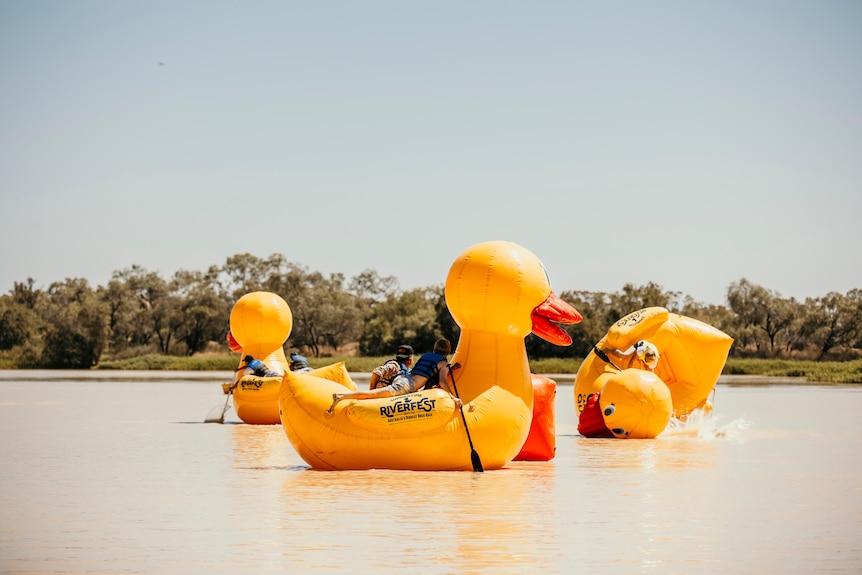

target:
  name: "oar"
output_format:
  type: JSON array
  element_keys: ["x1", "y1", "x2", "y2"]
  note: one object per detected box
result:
[
  {"x1": 205, "y1": 383, "x2": 234, "y2": 423},
  {"x1": 447, "y1": 363, "x2": 483, "y2": 472},
  {"x1": 592, "y1": 345, "x2": 622, "y2": 371}
]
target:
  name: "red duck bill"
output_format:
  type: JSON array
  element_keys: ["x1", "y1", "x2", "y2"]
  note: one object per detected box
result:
[{"x1": 531, "y1": 292, "x2": 582, "y2": 346}]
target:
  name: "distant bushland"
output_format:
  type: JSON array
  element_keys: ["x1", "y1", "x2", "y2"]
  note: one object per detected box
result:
[
  {"x1": 91, "y1": 353, "x2": 862, "y2": 384},
  {"x1": 0, "y1": 254, "x2": 860, "y2": 370}
]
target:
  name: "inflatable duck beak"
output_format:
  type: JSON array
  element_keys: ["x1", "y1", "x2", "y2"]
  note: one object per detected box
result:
[
  {"x1": 531, "y1": 292, "x2": 582, "y2": 346},
  {"x1": 226, "y1": 330, "x2": 243, "y2": 352}
]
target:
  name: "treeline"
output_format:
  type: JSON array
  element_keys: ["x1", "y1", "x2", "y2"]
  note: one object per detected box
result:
[{"x1": 0, "y1": 253, "x2": 860, "y2": 369}]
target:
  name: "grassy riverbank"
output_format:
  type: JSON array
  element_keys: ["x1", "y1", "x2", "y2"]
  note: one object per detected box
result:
[{"x1": 92, "y1": 354, "x2": 862, "y2": 384}]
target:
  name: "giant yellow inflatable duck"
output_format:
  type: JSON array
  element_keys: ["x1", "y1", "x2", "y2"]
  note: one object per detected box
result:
[
  {"x1": 574, "y1": 307, "x2": 733, "y2": 424},
  {"x1": 278, "y1": 241, "x2": 582, "y2": 470},
  {"x1": 228, "y1": 291, "x2": 357, "y2": 425}
]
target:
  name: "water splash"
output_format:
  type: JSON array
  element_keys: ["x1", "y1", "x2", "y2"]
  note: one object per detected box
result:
[{"x1": 662, "y1": 408, "x2": 752, "y2": 440}]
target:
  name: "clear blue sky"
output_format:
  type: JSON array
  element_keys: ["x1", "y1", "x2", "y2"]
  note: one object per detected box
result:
[{"x1": 2, "y1": 1, "x2": 860, "y2": 306}]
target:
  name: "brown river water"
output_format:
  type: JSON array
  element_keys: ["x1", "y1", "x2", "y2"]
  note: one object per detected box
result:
[{"x1": 0, "y1": 371, "x2": 859, "y2": 574}]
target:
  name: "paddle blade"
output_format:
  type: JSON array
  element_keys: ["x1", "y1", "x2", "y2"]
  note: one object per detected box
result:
[
  {"x1": 204, "y1": 406, "x2": 225, "y2": 423},
  {"x1": 204, "y1": 396, "x2": 230, "y2": 423},
  {"x1": 471, "y1": 449, "x2": 484, "y2": 473}
]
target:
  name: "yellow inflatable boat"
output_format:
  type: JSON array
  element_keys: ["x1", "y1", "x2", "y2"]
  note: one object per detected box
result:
[{"x1": 279, "y1": 241, "x2": 582, "y2": 470}]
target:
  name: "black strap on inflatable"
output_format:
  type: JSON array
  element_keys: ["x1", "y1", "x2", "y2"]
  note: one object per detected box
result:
[{"x1": 593, "y1": 345, "x2": 622, "y2": 371}]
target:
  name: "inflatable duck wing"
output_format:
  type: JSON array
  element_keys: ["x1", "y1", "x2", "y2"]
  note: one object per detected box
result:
[{"x1": 279, "y1": 241, "x2": 582, "y2": 470}]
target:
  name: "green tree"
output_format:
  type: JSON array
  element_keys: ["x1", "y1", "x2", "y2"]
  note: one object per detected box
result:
[
  {"x1": 0, "y1": 280, "x2": 43, "y2": 352},
  {"x1": 172, "y1": 270, "x2": 230, "y2": 355},
  {"x1": 219, "y1": 253, "x2": 291, "y2": 301},
  {"x1": 99, "y1": 278, "x2": 138, "y2": 355},
  {"x1": 433, "y1": 286, "x2": 459, "y2": 348},
  {"x1": 606, "y1": 282, "x2": 682, "y2": 321},
  {"x1": 555, "y1": 290, "x2": 613, "y2": 359},
  {"x1": 291, "y1": 272, "x2": 362, "y2": 355},
  {"x1": 349, "y1": 269, "x2": 399, "y2": 303},
  {"x1": 726, "y1": 279, "x2": 795, "y2": 357},
  {"x1": 359, "y1": 287, "x2": 443, "y2": 356},
  {"x1": 39, "y1": 278, "x2": 108, "y2": 368},
  {"x1": 111, "y1": 266, "x2": 184, "y2": 354},
  {"x1": 800, "y1": 290, "x2": 862, "y2": 360},
  {"x1": 10, "y1": 278, "x2": 40, "y2": 309}
]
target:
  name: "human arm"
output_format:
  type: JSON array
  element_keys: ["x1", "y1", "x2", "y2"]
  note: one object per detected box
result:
[
  {"x1": 369, "y1": 372, "x2": 381, "y2": 390},
  {"x1": 601, "y1": 345, "x2": 636, "y2": 358},
  {"x1": 438, "y1": 361, "x2": 462, "y2": 409}
]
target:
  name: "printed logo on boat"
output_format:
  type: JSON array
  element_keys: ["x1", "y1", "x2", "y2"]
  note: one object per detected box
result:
[
  {"x1": 240, "y1": 378, "x2": 265, "y2": 391},
  {"x1": 380, "y1": 395, "x2": 437, "y2": 424},
  {"x1": 616, "y1": 308, "x2": 646, "y2": 328}
]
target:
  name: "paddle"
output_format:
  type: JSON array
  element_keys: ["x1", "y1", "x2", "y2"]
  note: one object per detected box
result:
[
  {"x1": 447, "y1": 362, "x2": 483, "y2": 472},
  {"x1": 592, "y1": 345, "x2": 622, "y2": 371},
  {"x1": 205, "y1": 383, "x2": 234, "y2": 424}
]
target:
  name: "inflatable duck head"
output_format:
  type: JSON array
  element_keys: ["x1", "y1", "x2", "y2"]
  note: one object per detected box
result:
[
  {"x1": 444, "y1": 240, "x2": 582, "y2": 415},
  {"x1": 445, "y1": 241, "x2": 581, "y2": 345},
  {"x1": 229, "y1": 291, "x2": 292, "y2": 373},
  {"x1": 599, "y1": 369, "x2": 673, "y2": 439}
]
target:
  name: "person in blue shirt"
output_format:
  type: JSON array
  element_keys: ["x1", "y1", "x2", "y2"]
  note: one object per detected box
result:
[
  {"x1": 242, "y1": 355, "x2": 281, "y2": 377},
  {"x1": 409, "y1": 338, "x2": 454, "y2": 393},
  {"x1": 325, "y1": 339, "x2": 459, "y2": 415},
  {"x1": 289, "y1": 352, "x2": 314, "y2": 373}
]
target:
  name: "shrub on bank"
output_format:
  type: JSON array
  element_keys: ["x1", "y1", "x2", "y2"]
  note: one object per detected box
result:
[{"x1": 7, "y1": 352, "x2": 861, "y2": 384}]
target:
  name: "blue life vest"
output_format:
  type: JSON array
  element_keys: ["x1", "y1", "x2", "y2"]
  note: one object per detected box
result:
[
  {"x1": 290, "y1": 353, "x2": 312, "y2": 372},
  {"x1": 243, "y1": 357, "x2": 282, "y2": 377},
  {"x1": 247, "y1": 358, "x2": 269, "y2": 376},
  {"x1": 411, "y1": 352, "x2": 447, "y2": 390}
]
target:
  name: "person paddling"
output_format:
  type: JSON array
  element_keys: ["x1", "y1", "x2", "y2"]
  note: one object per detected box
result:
[{"x1": 325, "y1": 339, "x2": 460, "y2": 415}]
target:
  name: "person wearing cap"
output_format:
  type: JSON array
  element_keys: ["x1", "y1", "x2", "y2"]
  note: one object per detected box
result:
[
  {"x1": 289, "y1": 352, "x2": 313, "y2": 373},
  {"x1": 368, "y1": 344, "x2": 414, "y2": 390},
  {"x1": 599, "y1": 339, "x2": 660, "y2": 371},
  {"x1": 325, "y1": 339, "x2": 461, "y2": 415}
]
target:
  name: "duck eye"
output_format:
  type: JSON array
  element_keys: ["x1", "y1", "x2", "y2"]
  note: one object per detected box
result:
[
  {"x1": 612, "y1": 428, "x2": 627, "y2": 436},
  {"x1": 603, "y1": 404, "x2": 615, "y2": 416}
]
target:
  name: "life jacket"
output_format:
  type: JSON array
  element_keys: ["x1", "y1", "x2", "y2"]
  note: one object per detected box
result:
[
  {"x1": 411, "y1": 352, "x2": 447, "y2": 390},
  {"x1": 242, "y1": 357, "x2": 281, "y2": 377},
  {"x1": 289, "y1": 353, "x2": 312, "y2": 372}
]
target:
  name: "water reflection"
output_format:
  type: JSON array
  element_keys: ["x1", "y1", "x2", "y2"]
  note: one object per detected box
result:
[
  {"x1": 1, "y1": 376, "x2": 860, "y2": 574},
  {"x1": 268, "y1": 442, "x2": 564, "y2": 573}
]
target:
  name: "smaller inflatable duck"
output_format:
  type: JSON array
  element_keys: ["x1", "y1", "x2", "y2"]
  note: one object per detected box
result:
[{"x1": 227, "y1": 291, "x2": 356, "y2": 425}]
